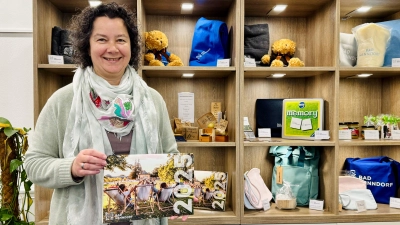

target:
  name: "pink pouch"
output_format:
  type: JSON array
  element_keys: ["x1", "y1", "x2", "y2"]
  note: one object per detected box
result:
[
  {"x1": 339, "y1": 176, "x2": 367, "y2": 193},
  {"x1": 244, "y1": 168, "x2": 273, "y2": 209}
]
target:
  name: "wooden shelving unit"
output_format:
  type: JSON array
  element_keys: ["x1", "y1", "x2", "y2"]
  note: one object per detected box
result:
[{"x1": 32, "y1": 0, "x2": 400, "y2": 224}]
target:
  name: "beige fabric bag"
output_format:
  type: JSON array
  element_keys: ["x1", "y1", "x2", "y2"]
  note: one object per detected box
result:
[{"x1": 352, "y1": 23, "x2": 391, "y2": 67}]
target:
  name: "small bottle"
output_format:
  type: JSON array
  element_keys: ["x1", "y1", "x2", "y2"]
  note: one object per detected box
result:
[{"x1": 347, "y1": 122, "x2": 359, "y2": 139}]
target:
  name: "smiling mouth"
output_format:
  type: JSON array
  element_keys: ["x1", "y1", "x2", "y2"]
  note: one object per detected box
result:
[{"x1": 104, "y1": 57, "x2": 122, "y2": 61}]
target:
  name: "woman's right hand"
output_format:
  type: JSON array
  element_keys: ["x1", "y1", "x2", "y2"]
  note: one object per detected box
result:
[{"x1": 71, "y1": 149, "x2": 107, "y2": 179}]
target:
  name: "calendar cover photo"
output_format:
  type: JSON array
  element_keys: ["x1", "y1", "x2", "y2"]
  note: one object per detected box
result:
[
  {"x1": 193, "y1": 170, "x2": 228, "y2": 211},
  {"x1": 103, "y1": 153, "x2": 194, "y2": 223}
]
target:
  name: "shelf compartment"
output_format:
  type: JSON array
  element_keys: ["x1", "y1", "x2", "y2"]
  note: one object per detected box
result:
[
  {"x1": 242, "y1": 146, "x2": 336, "y2": 221},
  {"x1": 244, "y1": 0, "x2": 337, "y2": 68}
]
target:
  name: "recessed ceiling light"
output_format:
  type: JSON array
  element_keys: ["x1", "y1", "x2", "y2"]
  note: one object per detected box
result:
[
  {"x1": 273, "y1": 5, "x2": 287, "y2": 12},
  {"x1": 88, "y1": 0, "x2": 102, "y2": 7},
  {"x1": 182, "y1": 73, "x2": 194, "y2": 78},
  {"x1": 356, "y1": 6, "x2": 371, "y2": 13},
  {"x1": 181, "y1": 3, "x2": 193, "y2": 14},
  {"x1": 181, "y1": 3, "x2": 193, "y2": 10},
  {"x1": 270, "y1": 73, "x2": 286, "y2": 78},
  {"x1": 357, "y1": 73, "x2": 372, "y2": 78}
]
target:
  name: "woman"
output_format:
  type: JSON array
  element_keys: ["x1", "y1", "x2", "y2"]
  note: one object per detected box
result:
[{"x1": 25, "y1": 2, "x2": 179, "y2": 225}]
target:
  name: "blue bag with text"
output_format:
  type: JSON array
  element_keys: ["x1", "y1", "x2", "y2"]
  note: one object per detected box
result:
[
  {"x1": 189, "y1": 17, "x2": 229, "y2": 66},
  {"x1": 377, "y1": 19, "x2": 400, "y2": 67},
  {"x1": 270, "y1": 146, "x2": 320, "y2": 206},
  {"x1": 345, "y1": 156, "x2": 400, "y2": 204}
]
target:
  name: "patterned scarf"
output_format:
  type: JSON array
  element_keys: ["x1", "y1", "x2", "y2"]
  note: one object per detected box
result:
[{"x1": 62, "y1": 66, "x2": 161, "y2": 225}]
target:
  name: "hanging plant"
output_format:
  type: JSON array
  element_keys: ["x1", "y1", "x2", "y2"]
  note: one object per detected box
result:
[{"x1": 0, "y1": 117, "x2": 34, "y2": 224}]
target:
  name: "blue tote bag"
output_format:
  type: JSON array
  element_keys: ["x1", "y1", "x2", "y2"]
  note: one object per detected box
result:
[
  {"x1": 345, "y1": 156, "x2": 400, "y2": 204},
  {"x1": 189, "y1": 17, "x2": 229, "y2": 66}
]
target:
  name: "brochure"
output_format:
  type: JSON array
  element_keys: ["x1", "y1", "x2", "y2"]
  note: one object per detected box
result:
[{"x1": 103, "y1": 153, "x2": 194, "y2": 223}]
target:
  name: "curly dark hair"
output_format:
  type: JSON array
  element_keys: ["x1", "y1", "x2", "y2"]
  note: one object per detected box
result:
[{"x1": 68, "y1": 2, "x2": 141, "y2": 69}]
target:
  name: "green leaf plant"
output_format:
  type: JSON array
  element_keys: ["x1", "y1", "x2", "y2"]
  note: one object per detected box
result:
[{"x1": 0, "y1": 117, "x2": 34, "y2": 225}]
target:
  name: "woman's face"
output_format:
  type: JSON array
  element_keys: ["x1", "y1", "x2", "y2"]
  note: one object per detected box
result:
[{"x1": 90, "y1": 16, "x2": 131, "y2": 85}]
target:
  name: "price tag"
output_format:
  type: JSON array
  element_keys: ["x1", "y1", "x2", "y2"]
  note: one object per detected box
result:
[
  {"x1": 262, "y1": 200, "x2": 271, "y2": 211},
  {"x1": 392, "y1": 130, "x2": 400, "y2": 140},
  {"x1": 356, "y1": 200, "x2": 367, "y2": 212},
  {"x1": 48, "y1": 55, "x2": 64, "y2": 64},
  {"x1": 392, "y1": 58, "x2": 400, "y2": 67},
  {"x1": 217, "y1": 58, "x2": 230, "y2": 67},
  {"x1": 339, "y1": 130, "x2": 352, "y2": 140},
  {"x1": 258, "y1": 128, "x2": 271, "y2": 138},
  {"x1": 309, "y1": 199, "x2": 324, "y2": 211},
  {"x1": 244, "y1": 58, "x2": 256, "y2": 67},
  {"x1": 276, "y1": 166, "x2": 283, "y2": 184},
  {"x1": 364, "y1": 130, "x2": 379, "y2": 140},
  {"x1": 390, "y1": 197, "x2": 400, "y2": 209},
  {"x1": 314, "y1": 130, "x2": 330, "y2": 140}
]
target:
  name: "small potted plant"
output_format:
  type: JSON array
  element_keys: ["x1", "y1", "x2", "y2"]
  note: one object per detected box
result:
[{"x1": 0, "y1": 117, "x2": 34, "y2": 224}]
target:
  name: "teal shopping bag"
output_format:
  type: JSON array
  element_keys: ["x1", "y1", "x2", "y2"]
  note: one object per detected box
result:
[{"x1": 270, "y1": 146, "x2": 320, "y2": 206}]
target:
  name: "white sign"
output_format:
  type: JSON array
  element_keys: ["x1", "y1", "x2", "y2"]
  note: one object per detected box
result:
[
  {"x1": 48, "y1": 55, "x2": 64, "y2": 64},
  {"x1": 339, "y1": 130, "x2": 352, "y2": 140},
  {"x1": 217, "y1": 58, "x2": 230, "y2": 67},
  {"x1": 356, "y1": 200, "x2": 367, "y2": 212},
  {"x1": 392, "y1": 58, "x2": 400, "y2": 67},
  {"x1": 244, "y1": 58, "x2": 256, "y2": 67},
  {"x1": 258, "y1": 128, "x2": 271, "y2": 138},
  {"x1": 262, "y1": 200, "x2": 271, "y2": 211},
  {"x1": 309, "y1": 199, "x2": 324, "y2": 211},
  {"x1": 392, "y1": 130, "x2": 400, "y2": 140},
  {"x1": 314, "y1": 130, "x2": 330, "y2": 140},
  {"x1": 390, "y1": 197, "x2": 400, "y2": 209},
  {"x1": 364, "y1": 130, "x2": 379, "y2": 140},
  {"x1": 178, "y1": 92, "x2": 194, "y2": 123}
]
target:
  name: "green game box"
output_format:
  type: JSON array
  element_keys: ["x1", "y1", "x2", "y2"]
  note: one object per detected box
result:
[{"x1": 282, "y1": 98, "x2": 324, "y2": 140}]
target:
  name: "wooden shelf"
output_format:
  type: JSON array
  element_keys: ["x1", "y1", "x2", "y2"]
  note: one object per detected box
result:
[
  {"x1": 178, "y1": 141, "x2": 236, "y2": 148},
  {"x1": 244, "y1": 67, "x2": 335, "y2": 78},
  {"x1": 142, "y1": 66, "x2": 236, "y2": 78},
  {"x1": 244, "y1": 139, "x2": 335, "y2": 147},
  {"x1": 242, "y1": 204, "x2": 336, "y2": 224},
  {"x1": 32, "y1": 0, "x2": 400, "y2": 224},
  {"x1": 38, "y1": 64, "x2": 76, "y2": 75},
  {"x1": 339, "y1": 67, "x2": 400, "y2": 78},
  {"x1": 339, "y1": 139, "x2": 400, "y2": 146}
]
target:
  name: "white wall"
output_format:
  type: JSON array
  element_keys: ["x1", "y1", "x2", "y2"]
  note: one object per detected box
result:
[{"x1": 0, "y1": 0, "x2": 34, "y2": 129}]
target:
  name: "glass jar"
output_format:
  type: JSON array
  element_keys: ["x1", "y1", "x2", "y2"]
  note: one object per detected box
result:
[
  {"x1": 339, "y1": 122, "x2": 348, "y2": 130},
  {"x1": 361, "y1": 125, "x2": 375, "y2": 140},
  {"x1": 347, "y1": 122, "x2": 359, "y2": 139}
]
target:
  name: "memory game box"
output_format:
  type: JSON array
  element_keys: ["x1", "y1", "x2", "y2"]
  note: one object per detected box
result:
[{"x1": 282, "y1": 98, "x2": 324, "y2": 140}]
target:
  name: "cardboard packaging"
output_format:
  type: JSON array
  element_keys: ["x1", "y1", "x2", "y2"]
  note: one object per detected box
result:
[
  {"x1": 215, "y1": 135, "x2": 229, "y2": 142},
  {"x1": 200, "y1": 135, "x2": 212, "y2": 142},
  {"x1": 183, "y1": 127, "x2": 199, "y2": 140},
  {"x1": 282, "y1": 98, "x2": 324, "y2": 140}
]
